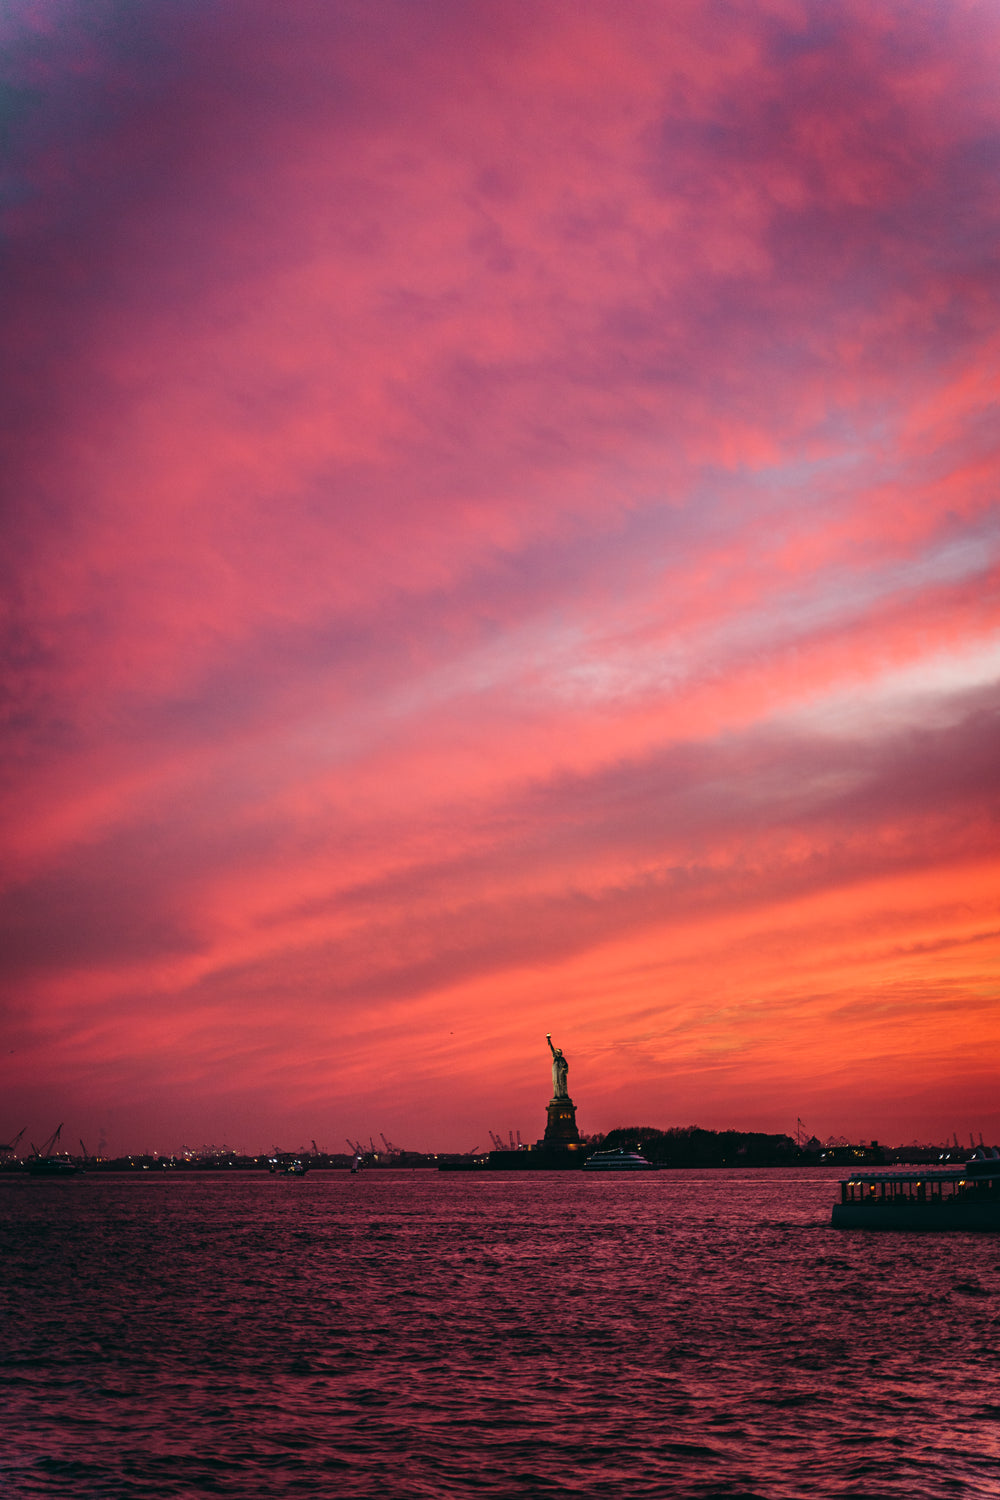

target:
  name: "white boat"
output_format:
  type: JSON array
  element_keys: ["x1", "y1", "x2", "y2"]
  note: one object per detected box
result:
[
  {"x1": 583, "y1": 1148, "x2": 655, "y2": 1171},
  {"x1": 832, "y1": 1148, "x2": 1000, "y2": 1230}
]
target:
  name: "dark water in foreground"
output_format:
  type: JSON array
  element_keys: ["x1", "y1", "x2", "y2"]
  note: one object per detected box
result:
[{"x1": 2, "y1": 1170, "x2": 999, "y2": 1499}]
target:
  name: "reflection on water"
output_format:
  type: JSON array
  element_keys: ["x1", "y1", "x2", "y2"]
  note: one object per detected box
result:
[{"x1": 1, "y1": 1169, "x2": 998, "y2": 1498}]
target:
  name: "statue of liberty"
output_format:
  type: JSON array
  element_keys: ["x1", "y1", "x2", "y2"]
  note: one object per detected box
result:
[{"x1": 547, "y1": 1034, "x2": 569, "y2": 1099}]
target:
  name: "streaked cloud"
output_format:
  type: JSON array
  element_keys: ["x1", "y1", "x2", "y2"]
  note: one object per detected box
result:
[{"x1": 2, "y1": 0, "x2": 998, "y2": 1151}]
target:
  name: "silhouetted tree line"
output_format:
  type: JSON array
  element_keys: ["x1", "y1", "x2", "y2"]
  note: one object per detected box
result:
[{"x1": 597, "y1": 1124, "x2": 801, "y2": 1167}]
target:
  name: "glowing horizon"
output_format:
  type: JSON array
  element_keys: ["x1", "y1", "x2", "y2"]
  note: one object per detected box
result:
[{"x1": 2, "y1": 0, "x2": 999, "y2": 1155}]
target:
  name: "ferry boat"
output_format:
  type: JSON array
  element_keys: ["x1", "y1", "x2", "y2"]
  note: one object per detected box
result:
[
  {"x1": 583, "y1": 1148, "x2": 655, "y2": 1171},
  {"x1": 26, "y1": 1124, "x2": 80, "y2": 1176},
  {"x1": 267, "y1": 1153, "x2": 309, "y2": 1175},
  {"x1": 26, "y1": 1155, "x2": 80, "y2": 1177},
  {"x1": 832, "y1": 1148, "x2": 1000, "y2": 1230}
]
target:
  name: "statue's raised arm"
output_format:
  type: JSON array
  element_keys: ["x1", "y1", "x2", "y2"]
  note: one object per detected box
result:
[{"x1": 546, "y1": 1034, "x2": 570, "y2": 1099}]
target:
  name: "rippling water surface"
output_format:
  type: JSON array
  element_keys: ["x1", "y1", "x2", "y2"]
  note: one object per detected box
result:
[{"x1": 2, "y1": 1169, "x2": 999, "y2": 1498}]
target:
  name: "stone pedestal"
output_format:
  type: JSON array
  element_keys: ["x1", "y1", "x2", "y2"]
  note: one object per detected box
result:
[{"x1": 543, "y1": 1094, "x2": 581, "y2": 1147}]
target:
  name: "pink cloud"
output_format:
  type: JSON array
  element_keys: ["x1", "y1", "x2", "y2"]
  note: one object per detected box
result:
[{"x1": 2, "y1": 0, "x2": 999, "y2": 1152}]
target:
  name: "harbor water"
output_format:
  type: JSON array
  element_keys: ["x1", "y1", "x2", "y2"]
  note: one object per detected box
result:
[{"x1": 2, "y1": 1168, "x2": 998, "y2": 1498}]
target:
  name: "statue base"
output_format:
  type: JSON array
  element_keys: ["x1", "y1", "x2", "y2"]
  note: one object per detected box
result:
[{"x1": 543, "y1": 1094, "x2": 581, "y2": 1147}]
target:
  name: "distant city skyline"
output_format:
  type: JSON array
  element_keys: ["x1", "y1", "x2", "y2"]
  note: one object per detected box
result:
[
  {"x1": 2, "y1": 1, "x2": 999, "y2": 1157},
  {"x1": 2, "y1": 1119, "x2": 991, "y2": 1167}
]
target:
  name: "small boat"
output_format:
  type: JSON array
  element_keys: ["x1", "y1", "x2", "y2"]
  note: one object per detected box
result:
[
  {"x1": 832, "y1": 1148, "x2": 1000, "y2": 1230},
  {"x1": 583, "y1": 1148, "x2": 655, "y2": 1171}
]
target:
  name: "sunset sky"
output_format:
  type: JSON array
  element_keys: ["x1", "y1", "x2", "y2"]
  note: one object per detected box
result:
[{"x1": 3, "y1": 0, "x2": 999, "y2": 1156}]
